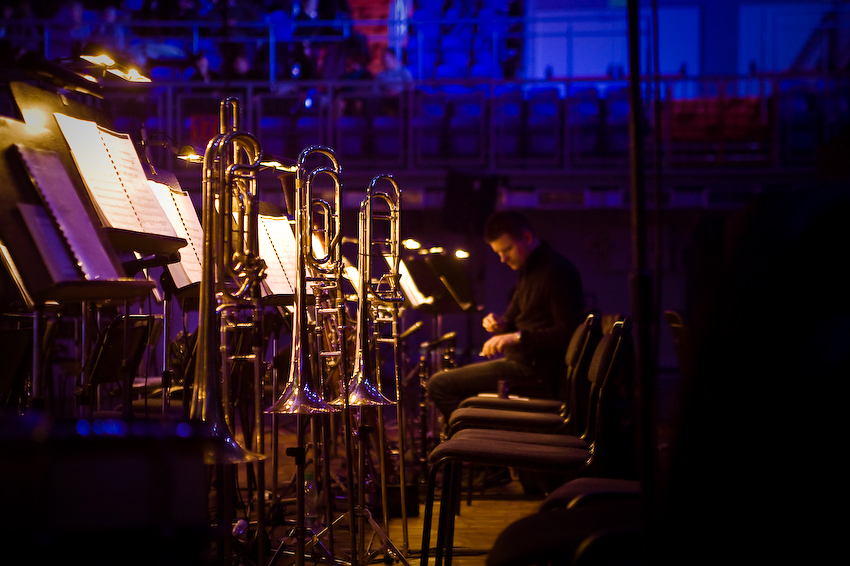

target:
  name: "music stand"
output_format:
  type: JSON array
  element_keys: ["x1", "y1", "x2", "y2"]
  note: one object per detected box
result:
[
  {"x1": 9, "y1": 81, "x2": 187, "y2": 256},
  {"x1": 393, "y1": 251, "x2": 477, "y2": 483},
  {"x1": 0, "y1": 105, "x2": 156, "y2": 413},
  {"x1": 84, "y1": 314, "x2": 156, "y2": 420},
  {"x1": 422, "y1": 253, "x2": 476, "y2": 314}
]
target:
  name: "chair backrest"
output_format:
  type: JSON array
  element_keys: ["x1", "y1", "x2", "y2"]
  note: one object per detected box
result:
[
  {"x1": 577, "y1": 320, "x2": 622, "y2": 440},
  {"x1": 587, "y1": 317, "x2": 637, "y2": 478},
  {"x1": 561, "y1": 312, "x2": 603, "y2": 432}
]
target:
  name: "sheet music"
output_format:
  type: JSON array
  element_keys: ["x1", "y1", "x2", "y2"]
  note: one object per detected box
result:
[
  {"x1": 395, "y1": 256, "x2": 433, "y2": 308},
  {"x1": 15, "y1": 145, "x2": 120, "y2": 281},
  {"x1": 149, "y1": 181, "x2": 204, "y2": 288},
  {"x1": 258, "y1": 214, "x2": 297, "y2": 296},
  {"x1": 53, "y1": 113, "x2": 177, "y2": 238},
  {"x1": 18, "y1": 203, "x2": 82, "y2": 283}
]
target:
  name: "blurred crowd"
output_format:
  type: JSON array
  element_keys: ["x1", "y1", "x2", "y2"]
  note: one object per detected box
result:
[
  {"x1": 0, "y1": 0, "x2": 389, "y2": 84},
  {"x1": 2, "y1": 0, "x2": 519, "y2": 91}
]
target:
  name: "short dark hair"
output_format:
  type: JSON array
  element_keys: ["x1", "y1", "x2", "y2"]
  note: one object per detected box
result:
[{"x1": 483, "y1": 210, "x2": 533, "y2": 242}]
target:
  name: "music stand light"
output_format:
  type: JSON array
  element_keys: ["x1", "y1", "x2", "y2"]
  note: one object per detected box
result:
[
  {"x1": 175, "y1": 146, "x2": 295, "y2": 172},
  {"x1": 176, "y1": 145, "x2": 204, "y2": 164},
  {"x1": 16, "y1": 51, "x2": 103, "y2": 99},
  {"x1": 79, "y1": 43, "x2": 151, "y2": 83},
  {"x1": 259, "y1": 153, "x2": 298, "y2": 172}
]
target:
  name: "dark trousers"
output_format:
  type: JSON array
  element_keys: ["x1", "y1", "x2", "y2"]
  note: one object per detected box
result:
[{"x1": 425, "y1": 358, "x2": 552, "y2": 421}]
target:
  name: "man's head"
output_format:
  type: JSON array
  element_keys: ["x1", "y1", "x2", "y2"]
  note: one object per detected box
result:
[{"x1": 484, "y1": 211, "x2": 538, "y2": 271}]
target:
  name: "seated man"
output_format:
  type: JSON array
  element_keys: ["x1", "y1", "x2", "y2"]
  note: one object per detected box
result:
[{"x1": 426, "y1": 210, "x2": 585, "y2": 438}]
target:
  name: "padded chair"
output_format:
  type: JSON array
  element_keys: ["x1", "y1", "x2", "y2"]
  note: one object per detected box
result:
[
  {"x1": 438, "y1": 33, "x2": 472, "y2": 67},
  {"x1": 412, "y1": 88, "x2": 448, "y2": 159},
  {"x1": 524, "y1": 85, "x2": 564, "y2": 160},
  {"x1": 434, "y1": 61, "x2": 468, "y2": 79},
  {"x1": 130, "y1": 327, "x2": 198, "y2": 421},
  {"x1": 407, "y1": 48, "x2": 438, "y2": 80},
  {"x1": 491, "y1": 84, "x2": 525, "y2": 159},
  {"x1": 372, "y1": 114, "x2": 404, "y2": 159},
  {"x1": 419, "y1": 318, "x2": 635, "y2": 566},
  {"x1": 447, "y1": 312, "x2": 603, "y2": 438},
  {"x1": 566, "y1": 85, "x2": 602, "y2": 157},
  {"x1": 487, "y1": 492, "x2": 644, "y2": 566},
  {"x1": 334, "y1": 114, "x2": 369, "y2": 159},
  {"x1": 450, "y1": 321, "x2": 634, "y2": 450},
  {"x1": 294, "y1": 114, "x2": 323, "y2": 149},
  {"x1": 257, "y1": 114, "x2": 293, "y2": 158},
  {"x1": 485, "y1": 310, "x2": 692, "y2": 566},
  {"x1": 447, "y1": 91, "x2": 485, "y2": 157},
  {"x1": 602, "y1": 85, "x2": 630, "y2": 156},
  {"x1": 778, "y1": 79, "x2": 821, "y2": 160}
]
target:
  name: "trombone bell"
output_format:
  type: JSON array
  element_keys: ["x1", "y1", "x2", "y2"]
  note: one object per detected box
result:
[{"x1": 266, "y1": 145, "x2": 342, "y2": 415}]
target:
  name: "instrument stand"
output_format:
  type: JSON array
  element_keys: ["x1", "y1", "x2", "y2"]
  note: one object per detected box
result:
[
  {"x1": 293, "y1": 411, "x2": 410, "y2": 566},
  {"x1": 416, "y1": 318, "x2": 458, "y2": 485},
  {"x1": 352, "y1": 417, "x2": 411, "y2": 566},
  {"x1": 373, "y1": 303, "x2": 412, "y2": 556},
  {"x1": 269, "y1": 415, "x2": 339, "y2": 566}
]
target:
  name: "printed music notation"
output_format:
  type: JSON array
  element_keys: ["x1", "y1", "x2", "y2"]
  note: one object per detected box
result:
[
  {"x1": 258, "y1": 214, "x2": 297, "y2": 297},
  {"x1": 14, "y1": 144, "x2": 121, "y2": 282},
  {"x1": 53, "y1": 113, "x2": 177, "y2": 239},
  {"x1": 149, "y1": 181, "x2": 204, "y2": 289}
]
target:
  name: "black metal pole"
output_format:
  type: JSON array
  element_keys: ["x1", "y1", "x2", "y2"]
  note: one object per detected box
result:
[{"x1": 626, "y1": 0, "x2": 658, "y2": 530}]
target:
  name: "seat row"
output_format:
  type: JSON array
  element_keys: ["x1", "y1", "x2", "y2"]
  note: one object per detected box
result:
[{"x1": 420, "y1": 312, "x2": 644, "y2": 566}]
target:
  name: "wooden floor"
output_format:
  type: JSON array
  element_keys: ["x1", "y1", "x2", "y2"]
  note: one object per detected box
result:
[
  {"x1": 385, "y1": 478, "x2": 544, "y2": 566},
  {"x1": 243, "y1": 414, "x2": 546, "y2": 566},
  {"x1": 245, "y1": 372, "x2": 681, "y2": 566}
]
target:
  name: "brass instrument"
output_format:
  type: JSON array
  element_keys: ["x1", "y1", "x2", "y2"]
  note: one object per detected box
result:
[
  {"x1": 191, "y1": 96, "x2": 267, "y2": 565},
  {"x1": 333, "y1": 176, "x2": 402, "y2": 408},
  {"x1": 266, "y1": 145, "x2": 345, "y2": 566},
  {"x1": 192, "y1": 96, "x2": 266, "y2": 465},
  {"x1": 361, "y1": 176, "x2": 410, "y2": 553},
  {"x1": 267, "y1": 145, "x2": 341, "y2": 415},
  {"x1": 332, "y1": 175, "x2": 410, "y2": 565}
]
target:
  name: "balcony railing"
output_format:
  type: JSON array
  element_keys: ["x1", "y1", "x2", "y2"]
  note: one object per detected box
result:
[
  {"x1": 2, "y1": 12, "x2": 843, "y2": 196},
  {"x1": 99, "y1": 73, "x2": 843, "y2": 180}
]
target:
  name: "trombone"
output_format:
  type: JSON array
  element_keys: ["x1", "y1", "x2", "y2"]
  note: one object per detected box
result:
[
  {"x1": 192, "y1": 97, "x2": 267, "y2": 563},
  {"x1": 363, "y1": 175, "x2": 411, "y2": 556},
  {"x1": 266, "y1": 145, "x2": 347, "y2": 566},
  {"x1": 192, "y1": 96, "x2": 266, "y2": 464},
  {"x1": 332, "y1": 175, "x2": 409, "y2": 564}
]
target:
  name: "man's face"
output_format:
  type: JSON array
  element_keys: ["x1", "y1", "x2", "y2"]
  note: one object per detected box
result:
[{"x1": 489, "y1": 232, "x2": 532, "y2": 271}]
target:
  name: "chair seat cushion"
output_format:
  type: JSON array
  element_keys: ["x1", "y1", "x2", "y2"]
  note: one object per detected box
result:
[
  {"x1": 540, "y1": 477, "x2": 641, "y2": 511},
  {"x1": 451, "y1": 428, "x2": 588, "y2": 449},
  {"x1": 429, "y1": 436, "x2": 589, "y2": 473},
  {"x1": 458, "y1": 395, "x2": 564, "y2": 413},
  {"x1": 448, "y1": 407, "x2": 566, "y2": 434}
]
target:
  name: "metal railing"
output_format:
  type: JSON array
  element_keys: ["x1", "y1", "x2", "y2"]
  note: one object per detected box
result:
[
  {"x1": 102, "y1": 72, "x2": 843, "y2": 178},
  {"x1": 3, "y1": 11, "x2": 841, "y2": 191}
]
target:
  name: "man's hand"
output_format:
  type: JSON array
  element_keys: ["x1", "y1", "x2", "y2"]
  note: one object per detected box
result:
[
  {"x1": 479, "y1": 331, "x2": 520, "y2": 358},
  {"x1": 482, "y1": 312, "x2": 506, "y2": 334}
]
